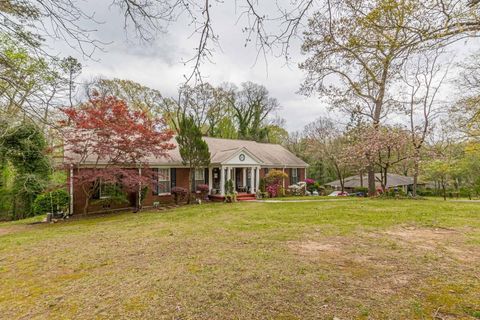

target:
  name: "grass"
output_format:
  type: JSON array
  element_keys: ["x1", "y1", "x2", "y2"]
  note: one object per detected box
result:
[{"x1": 0, "y1": 199, "x2": 479, "y2": 319}]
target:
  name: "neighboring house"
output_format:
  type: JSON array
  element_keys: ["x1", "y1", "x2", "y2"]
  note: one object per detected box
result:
[
  {"x1": 325, "y1": 173, "x2": 421, "y2": 193},
  {"x1": 66, "y1": 137, "x2": 308, "y2": 214}
]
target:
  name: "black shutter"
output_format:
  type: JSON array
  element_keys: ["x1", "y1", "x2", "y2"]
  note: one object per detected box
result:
[
  {"x1": 171, "y1": 168, "x2": 177, "y2": 189},
  {"x1": 92, "y1": 179, "x2": 100, "y2": 199},
  {"x1": 289, "y1": 168, "x2": 293, "y2": 184},
  {"x1": 152, "y1": 168, "x2": 158, "y2": 195},
  {"x1": 204, "y1": 168, "x2": 209, "y2": 184}
]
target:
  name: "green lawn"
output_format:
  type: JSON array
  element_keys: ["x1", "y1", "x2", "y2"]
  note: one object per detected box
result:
[{"x1": 0, "y1": 199, "x2": 479, "y2": 319}]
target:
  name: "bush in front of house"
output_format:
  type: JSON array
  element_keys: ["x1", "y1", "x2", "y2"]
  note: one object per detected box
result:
[
  {"x1": 32, "y1": 189, "x2": 69, "y2": 216},
  {"x1": 304, "y1": 178, "x2": 316, "y2": 193},
  {"x1": 196, "y1": 184, "x2": 209, "y2": 200},
  {"x1": 171, "y1": 187, "x2": 188, "y2": 204},
  {"x1": 265, "y1": 169, "x2": 288, "y2": 197}
]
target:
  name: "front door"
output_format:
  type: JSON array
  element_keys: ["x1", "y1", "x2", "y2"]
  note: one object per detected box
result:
[{"x1": 235, "y1": 168, "x2": 242, "y2": 191}]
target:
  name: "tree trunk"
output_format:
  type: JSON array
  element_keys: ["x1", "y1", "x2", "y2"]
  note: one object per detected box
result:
[
  {"x1": 367, "y1": 164, "x2": 376, "y2": 196},
  {"x1": 188, "y1": 166, "x2": 193, "y2": 204},
  {"x1": 442, "y1": 178, "x2": 446, "y2": 201},
  {"x1": 412, "y1": 150, "x2": 420, "y2": 197}
]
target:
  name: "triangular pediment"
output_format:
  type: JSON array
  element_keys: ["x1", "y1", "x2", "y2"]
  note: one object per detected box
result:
[{"x1": 221, "y1": 147, "x2": 263, "y2": 165}]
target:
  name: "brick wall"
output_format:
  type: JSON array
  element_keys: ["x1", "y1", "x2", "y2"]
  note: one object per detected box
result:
[{"x1": 69, "y1": 167, "x2": 192, "y2": 215}]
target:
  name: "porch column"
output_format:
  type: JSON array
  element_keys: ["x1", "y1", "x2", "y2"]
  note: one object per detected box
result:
[
  {"x1": 220, "y1": 166, "x2": 225, "y2": 196},
  {"x1": 255, "y1": 166, "x2": 260, "y2": 193},
  {"x1": 227, "y1": 166, "x2": 231, "y2": 181},
  {"x1": 242, "y1": 168, "x2": 247, "y2": 187},
  {"x1": 208, "y1": 166, "x2": 213, "y2": 194},
  {"x1": 250, "y1": 166, "x2": 255, "y2": 194}
]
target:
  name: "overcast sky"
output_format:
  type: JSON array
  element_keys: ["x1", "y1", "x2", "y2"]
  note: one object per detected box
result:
[
  {"x1": 48, "y1": 1, "x2": 479, "y2": 133},
  {"x1": 47, "y1": 0, "x2": 337, "y2": 132}
]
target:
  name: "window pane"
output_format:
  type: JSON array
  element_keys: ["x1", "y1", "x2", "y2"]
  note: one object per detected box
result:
[
  {"x1": 159, "y1": 169, "x2": 170, "y2": 181},
  {"x1": 195, "y1": 168, "x2": 204, "y2": 180},
  {"x1": 158, "y1": 181, "x2": 171, "y2": 194}
]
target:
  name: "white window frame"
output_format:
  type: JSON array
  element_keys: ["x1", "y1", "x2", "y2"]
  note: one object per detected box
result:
[
  {"x1": 158, "y1": 168, "x2": 171, "y2": 195},
  {"x1": 195, "y1": 168, "x2": 205, "y2": 181}
]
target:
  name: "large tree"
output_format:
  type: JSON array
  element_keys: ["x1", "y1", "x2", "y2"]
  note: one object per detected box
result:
[
  {"x1": 84, "y1": 78, "x2": 164, "y2": 117},
  {"x1": 228, "y1": 81, "x2": 280, "y2": 142},
  {"x1": 60, "y1": 94, "x2": 175, "y2": 214},
  {"x1": 300, "y1": 0, "x2": 480, "y2": 195}
]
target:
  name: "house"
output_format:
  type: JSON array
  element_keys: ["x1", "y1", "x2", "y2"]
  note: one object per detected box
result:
[
  {"x1": 66, "y1": 137, "x2": 308, "y2": 214},
  {"x1": 325, "y1": 173, "x2": 419, "y2": 193}
]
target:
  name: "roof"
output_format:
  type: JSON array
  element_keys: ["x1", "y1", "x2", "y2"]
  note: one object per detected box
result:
[
  {"x1": 65, "y1": 136, "x2": 308, "y2": 167},
  {"x1": 203, "y1": 137, "x2": 307, "y2": 167},
  {"x1": 325, "y1": 173, "x2": 415, "y2": 188}
]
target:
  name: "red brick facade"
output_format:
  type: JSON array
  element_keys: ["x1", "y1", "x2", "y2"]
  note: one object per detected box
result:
[{"x1": 69, "y1": 167, "x2": 306, "y2": 215}]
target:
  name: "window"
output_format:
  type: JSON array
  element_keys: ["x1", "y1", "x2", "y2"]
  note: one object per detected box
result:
[
  {"x1": 158, "y1": 168, "x2": 171, "y2": 194},
  {"x1": 291, "y1": 168, "x2": 299, "y2": 184},
  {"x1": 99, "y1": 179, "x2": 120, "y2": 199},
  {"x1": 195, "y1": 168, "x2": 205, "y2": 188},
  {"x1": 195, "y1": 168, "x2": 205, "y2": 181}
]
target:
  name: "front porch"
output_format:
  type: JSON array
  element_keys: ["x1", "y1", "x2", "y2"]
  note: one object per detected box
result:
[
  {"x1": 208, "y1": 166, "x2": 261, "y2": 196},
  {"x1": 206, "y1": 147, "x2": 263, "y2": 197}
]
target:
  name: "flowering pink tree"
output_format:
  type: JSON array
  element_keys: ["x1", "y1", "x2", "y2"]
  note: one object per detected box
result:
[
  {"x1": 60, "y1": 94, "x2": 175, "y2": 214},
  {"x1": 344, "y1": 126, "x2": 411, "y2": 193}
]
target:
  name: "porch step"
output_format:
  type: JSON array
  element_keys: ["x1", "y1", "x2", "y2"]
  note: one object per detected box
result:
[{"x1": 236, "y1": 193, "x2": 256, "y2": 201}]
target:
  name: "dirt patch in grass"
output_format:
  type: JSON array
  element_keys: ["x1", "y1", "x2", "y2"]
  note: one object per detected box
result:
[{"x1": 384, "y1": 225, "x2": 480, "y2": 263}]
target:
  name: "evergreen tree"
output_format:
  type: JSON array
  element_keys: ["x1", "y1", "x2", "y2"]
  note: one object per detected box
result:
[{"x1": 176, "y1": 114, "x2": 210, "y2": 203}]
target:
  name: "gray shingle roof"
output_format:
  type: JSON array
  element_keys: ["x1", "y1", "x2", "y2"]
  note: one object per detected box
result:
[{"x1": 65, "y1": 136, "x2": 308, "y2": 167}]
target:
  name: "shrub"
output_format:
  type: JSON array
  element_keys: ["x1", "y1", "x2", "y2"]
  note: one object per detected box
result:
[
  {"x1": 354, "y1": 187, "x2": 368, "y2": 196},
  {"x1": 224, "y1": 179, "x2": 236, "y2": 202},
  {"x1": 33, "y1": 189, "x2": 69, "y2": 216},
  {"x1": 196, "y1": 183, "x2": 209, "y2": 200},
  {"x1": 265, "y1": 169, "x2": 288, "y2": 197},
  {"x1": 171, "y1": 187, "x2": 188, "y2": 204},
  {"x1": 287, "y1": 183, "x2": 305, "y2": 196},
  {"x1": 196, "y1": 184, "x2": 209, "y2": 192},
  {"x1": 259, "y1": 178, "x2": 266, "y2": 193},
  {"x1": 305, "y1": 178, "x2": 316, "y2": 193}
]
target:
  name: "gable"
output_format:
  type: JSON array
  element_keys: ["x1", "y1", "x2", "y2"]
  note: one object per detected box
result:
[{"x1": 222, "y1": 148, "x2": 262, "y2": 165}]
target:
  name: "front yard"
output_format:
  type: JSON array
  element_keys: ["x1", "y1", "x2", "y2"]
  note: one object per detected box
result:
[{"x1": 0, "y1": 199, "x2": 479, "y2": 319}]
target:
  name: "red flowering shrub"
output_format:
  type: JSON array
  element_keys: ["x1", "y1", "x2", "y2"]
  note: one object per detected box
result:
[
  {"x1": 171, "y1": 187, "x2": 188, "y2": 204},
  {"x1": 265, "y1": 169, "x2": 288, "y2": 198}
]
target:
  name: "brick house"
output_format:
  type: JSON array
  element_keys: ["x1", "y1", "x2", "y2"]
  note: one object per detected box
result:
[{"x1": 67, "y1": 137, "x2": 308, "y2": 214}]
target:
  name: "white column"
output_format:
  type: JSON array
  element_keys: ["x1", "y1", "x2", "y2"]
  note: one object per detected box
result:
[
  {"x1": 220, "y1": 166, "x2": 225, "y2": 196},
  {"x1": 242, "y1": 168, "x2": 247, "y2": 187},
  {"x1": 208, "y1": 166, "x2": 213, "y2": 194},
  {"x1": 227, "y1": 166, "x2": 231, "y2": 181},
  {"x1": 255, "y1": 166, "x2": 260, "y2": 193},
  {"x1": 250, "y1": 167, "x2": 255, "y2": 193}
]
